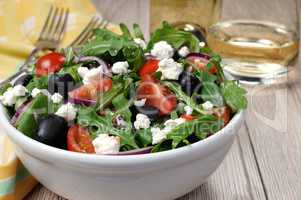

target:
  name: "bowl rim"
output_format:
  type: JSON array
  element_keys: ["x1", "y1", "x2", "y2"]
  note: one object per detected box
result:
[{"x1": 0, "y1": 104, "x2": 244, "y2": 167}]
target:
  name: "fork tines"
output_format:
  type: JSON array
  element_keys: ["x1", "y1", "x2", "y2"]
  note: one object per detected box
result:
[
  {"x1": 70, "y1": 16, "x2": 108, "y2": 47},
  {"x1": 38, "y1": 6, "x2": 69, "y2": 44}
]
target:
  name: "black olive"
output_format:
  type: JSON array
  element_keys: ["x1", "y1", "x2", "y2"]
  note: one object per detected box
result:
[
  {"x1": 35, "y1": 114, "x2": 68, "y2": 148},
  {"x1": 178, "y1": 71, "x2": 202, "y2": 96},
  {"x1": 48, "y1": 74, "x2": 75, "y2": 99},
  {"x1": 14, "y1": 74, "x2": 33, "y2": 86},
  {"x1": 130, "y1": 105, "x2": 160, "y2": 122},
  {"x1": 82, "y1": 61, "x2": 99, "y2": 69}
]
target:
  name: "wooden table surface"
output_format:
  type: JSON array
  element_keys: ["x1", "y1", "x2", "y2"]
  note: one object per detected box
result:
[{"x1": 25, "y1": 0, "x2": 301, "y2": 199}]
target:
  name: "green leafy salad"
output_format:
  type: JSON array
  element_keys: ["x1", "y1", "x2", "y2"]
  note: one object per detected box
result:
[{"x1": 0, "y1": 22, "x2": 247, "y2": 155}]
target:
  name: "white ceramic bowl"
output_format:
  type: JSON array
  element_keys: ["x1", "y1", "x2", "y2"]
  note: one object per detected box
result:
[{"x1": 0, "y1": 105, "x2": 244, "y2": 200}]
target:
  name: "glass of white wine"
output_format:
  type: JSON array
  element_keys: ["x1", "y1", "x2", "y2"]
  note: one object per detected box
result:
[{"x1": 207, "y1": 0, "x2": 299, "y2": 85}]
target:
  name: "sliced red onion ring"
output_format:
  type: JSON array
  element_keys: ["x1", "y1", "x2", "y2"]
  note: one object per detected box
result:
[
  {"x1": 11, "y1": 100, "x2": 32, "y2": 125},
  {"x1": 109, "y1": 146, "x2": 153, "y2": 156},
  {"x1": 186, "y1": 52, "x2": 211, "y2": 60},
  {"x1": 77, "y1": 56, "x2": 110, "y2": 75},
  {"x1": 68, "y1": 96, "x2": 96, "y2": 106}
]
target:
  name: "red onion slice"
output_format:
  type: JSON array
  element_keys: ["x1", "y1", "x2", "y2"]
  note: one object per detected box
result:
[
  {"x1": 68, "y1": 96, "x2": 96, "y2": 106},
  {"x1": 11, "y1": 100, "x2": 32, "y2": 125},
  {"x1": 186, "y1": 52, "x2": 211, "y2": 60}
]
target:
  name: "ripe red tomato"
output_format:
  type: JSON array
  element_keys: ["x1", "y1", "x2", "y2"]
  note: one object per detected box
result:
[
  {"x1": 67, "y1": 125, "x2": 95, "y2": 153},
  {"x1": 137, "y1": 75, "x2": 177, "y2": 115},
  {"x1": 69, "y1": 78, "x2": 113, "y2": 101},
  {"x1": 187, "y1": 57, "x2": 217, "y2": 74},
  {"x1": 139, "y1": 59, "x2": 159, "y2": 77},
  {"x1": 181, "y1": 115, "x2": 195, "y2": 121},
  {"x1": 35, "y1": 52, "x2": 65, "y2": 77}
]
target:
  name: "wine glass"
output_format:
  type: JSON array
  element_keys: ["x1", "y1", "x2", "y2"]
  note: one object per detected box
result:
[{"x1": 207, "y1": 0, "x2": 299, "y2": 85}]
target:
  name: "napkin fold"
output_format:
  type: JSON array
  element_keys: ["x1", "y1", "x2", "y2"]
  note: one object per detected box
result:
[{"x1": 0, "y1": 1, "x2": 113, "y2": 199}]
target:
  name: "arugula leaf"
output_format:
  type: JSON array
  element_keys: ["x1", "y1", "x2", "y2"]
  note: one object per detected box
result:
[
  {"x1": 122, "y1": 44, "x2": 145, "y2": 72},
  {"x1": 194, "y1": 70, "x2": 217, "y2": 82},
  {"x1": 26, "y1": 76, "x2": 49, "y2": 92},
  {"x1": 112, "y1": 92, "x2": 132, "y2": 123},
  {"x1": 147, "y1": 21, "x2": 200, "y2": 52},
  {"x1": 77, "y1": 107, "x2": 139, "y2": 149},
  {"x1": 135, "y1": 128, "x2": 152, "y2": 147},
  {"x1": 163, "y1": 81, "x2": 206, "y2": 115},
  {"x1": 221, "y1": 81, "x2": 247, "y2": 111},
  {"x1": 15, "y1": 94, "x2": 52, "y2": 137},
  {"x1": 59, "y1": 64, "x2": 82, "y2": 83},
  {"x1": 133, "y1": 23, "x2": 145, "y2": 40},
  {"x1": 166, "y1": 115, "x2": 223, "y2": 148},
  {"x1": 80, "y1": 28, "x2": 144, "y2": 72},
  {"x1": 201, "y1": 82, "x2": 224, "y2": 106},
  {"x1": 63, "y1": 47, "x2": 75, "y2": 66},
  {"x1": 119, "y1": 23, "x2": 132, "y2": 39},
  {"x1": 0, "y1": 83, "x2": 12, "y2": 95}
]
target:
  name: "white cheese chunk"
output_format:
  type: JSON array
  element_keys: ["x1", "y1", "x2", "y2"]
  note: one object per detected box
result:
[
  {"x1": 157, "y1": 58, "x2": 183, "y2": 80},
  {"x1": 51, "y1": 93, "x2": 63, "y2": 104},
  {"x1": 178, "y1": 46, "x2": 190, "y2": 57},
  {"x1": 202, "y1": 101, "x2": 214, "y2": 111},
  {"x1": 151, "y1": 127, "x2": 169, "y2": 145},
  {"x1": 55, "y1": 103, "x2": 77, "y2": 121},
  {"x1": 12, "y1": 85, "x2": 28, "y2": 97},
  {"x1": 134, "y1": 98, "x2": 146, "y2": 107},
  {"x1": 134, "y1": 113, "x2": 151, "y2": 130},
  {"x1": 150, "y1": 41, "x2": 174, "y2": 60},
  {"x1": 184, "y1": 105, "x2": 193, "y2": 115},
  {"x1": 134, "y1": 38, "x2": 147, "y2": 49},
  {"x1": 82, "y1": 67, "x2": 104, "y2": 85},
  {"x1": 31, "y1": 88, "x2": 50, "y2": 98},
  {"x1": 199, "y1": 42, "x2": 206, "y2": 47},
  {"x1": 77, "y1": 67, "x2": 90, "y2": 78},
  {"x1": 0, "y1": 88, "x2": 16, "y2": 106},
  {"x1": 111, "y1": 61, "x2": 129, "y2": 74},
  {"x1": 93, "y1": 134, "x2": 121, "y2": 154}
]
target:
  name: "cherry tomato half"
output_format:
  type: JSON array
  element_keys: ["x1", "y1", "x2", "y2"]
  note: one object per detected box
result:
[
  {"x1": 35, "y1": 52, "x2": 65, "y2": 77},
  {"x1": 137, "y1": 75, "x2": 177, "y2": 115},
  {"x1": 69, "y1": 78, "x2": 113, "y2": 101},
  {"x1": 67, "y1": 125, "x2": 95, "y2": 153},
  {"x1": 181, "y1": 115, "x2": 195, "y2": 121},
  {"x1": 139, "y1": 59, "x2": 159, "y2": 77}
]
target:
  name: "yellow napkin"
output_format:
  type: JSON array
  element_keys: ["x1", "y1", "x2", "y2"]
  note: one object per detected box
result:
[{"x1": 0, "y1": 1, "x2": 117, "y2": 199}]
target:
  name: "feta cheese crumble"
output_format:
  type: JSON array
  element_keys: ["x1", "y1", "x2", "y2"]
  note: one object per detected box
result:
[
  {"x1": 178, "y1": 46, "x2": 190, "y2": 57},
  {"x1": 134, "y1": 98, "x2": 146, "y2": 107},
  {"x1": 31, "y1": 88, "x2": 50, "y2": 98},
  {"x1": 134, "y1": 113, "x2": 151, "y2": 130},
  {"x1": 80, "y1": 66, "x2": 104, "y2": 85},
  {"x1": 0, "y1": 85, "x2": 28, "y2": 106},
  {"x1": 111, "y1": 61, "x2": 129, "y2": 74},
  {"x1": 157, "y1": 58, "x2": 183, "y2": 80},
  {"x1": 12, "y1": 85, "x2": 28, "y2": 97},
  {"x1": 134, "y1": 38, "x2": 147, "y2": 49},
  {"x1": 151, "y1": 118, "x2": 186, "y2": 145},
  {"x1": 0, "y1": 88, "x2": 16, "y2": 106},
  {"x1": 55, "y1": 103, "x2": 77, "y2": 121},
  {"x1": 184, "y1": 105, "x2": 193, "y2": 115},
  {"x1": 202, "y1": 101, "x2": 214, "y2": 111},
  {"x1": 77, "y1": 66, "x2": 90, "y2": 78},
  {"x1": 51, "y1": 93, "x2": 63, "y2": 104},
  {"x1": 199, "y1": 42, "x2": 206, "y2": 47},
  {"x1": 92, "y1": 134, "x2": 121, "y2": 154},
  {"x1": 151, "y1": 127, "x2": 169, "y2": 145},
  {"x1": 150, "y1": 41, "x2": 174, "y2": 60}
]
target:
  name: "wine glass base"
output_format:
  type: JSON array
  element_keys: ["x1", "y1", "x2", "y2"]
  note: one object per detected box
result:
[{"x1": 222, "y1": 60, "x2": 289, "y2": 85}]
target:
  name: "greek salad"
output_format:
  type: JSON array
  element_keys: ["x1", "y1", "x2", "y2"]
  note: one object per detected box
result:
[{"x1": 0, "y1": 22, "x2": 247, "y2": 155}]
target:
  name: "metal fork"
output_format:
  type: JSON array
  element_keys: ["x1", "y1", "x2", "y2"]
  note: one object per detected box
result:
[
  {"x1": 0, "y1": 6, "x2": 69, "y2": 87},
  {"x1": 69, "y1": 16, "x2": 109, "y2": 47}
]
